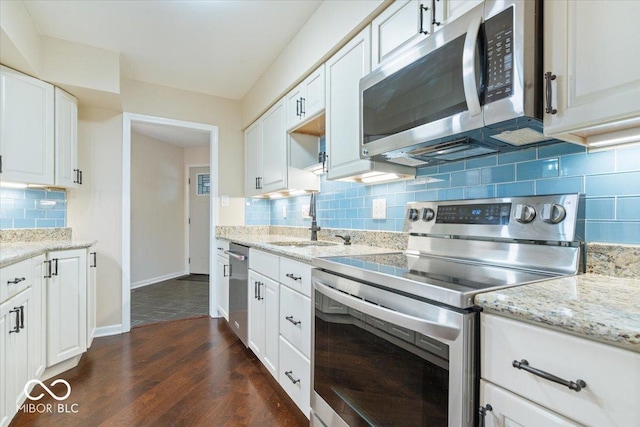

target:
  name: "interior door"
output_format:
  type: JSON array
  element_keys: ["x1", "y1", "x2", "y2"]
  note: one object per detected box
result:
[{"x1": 189, "y1": 166, "x2": 210, "y2": 275}]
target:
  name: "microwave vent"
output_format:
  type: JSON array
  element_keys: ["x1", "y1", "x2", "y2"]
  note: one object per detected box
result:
[{"x1": 408, "y1": 138, "x2": 472, "y2": 157}]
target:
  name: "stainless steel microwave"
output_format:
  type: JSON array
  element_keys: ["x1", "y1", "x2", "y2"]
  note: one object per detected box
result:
[{"x1": 360, "y1": 0, "x2": 548, "y2": 167}]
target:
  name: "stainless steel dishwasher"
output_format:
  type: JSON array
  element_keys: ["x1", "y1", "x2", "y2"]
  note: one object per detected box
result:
[{"x1": 225, "y1": 243, "x2": 249, "y2": 346}]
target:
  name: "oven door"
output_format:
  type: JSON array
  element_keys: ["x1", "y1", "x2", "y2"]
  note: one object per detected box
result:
[{"x1": 311, "y1": 269, "x2": 477, "y2": 427}]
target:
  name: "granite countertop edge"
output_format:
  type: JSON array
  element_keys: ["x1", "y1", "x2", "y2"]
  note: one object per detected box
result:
[
  {"x1": 1, "y1": 240, "x2": 96, "y2": 267},
  {"x1": 474, "y1": 274, "x2": 640, "y2": 354}
]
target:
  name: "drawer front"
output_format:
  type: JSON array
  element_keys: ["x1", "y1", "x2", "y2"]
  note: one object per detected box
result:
[
  {"x1": 279, "y1": 336, "x2": 310, "y2": 418},
  {"x1": 480, "y1": 380, "x2": 580, "y2": 427},
  {"x1": 280, "y1": 285, "x2": 311, "y2": 358},
  {"x1": 249, "y1": 249, "x2": 279, "y2": 281},
  {"x1": 0, "y1": 259, "x2": 32, "y2": 303},
  {"x1": 215, "y1": 239, "x2": 229, "y2": 258},
  {"x1": 279, "y1": 257, "x2": 312, "y2": 297},
  {"x1": 481, "y1": 313, "x2": 640, "y2": 426}
]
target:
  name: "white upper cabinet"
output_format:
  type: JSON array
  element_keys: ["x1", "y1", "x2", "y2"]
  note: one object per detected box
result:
[
  {"x1": 286, "y1": 65, "x2": 326, "y2": 131},
  {"x1": 244, "y1": 119, "x2": 263, "y2": 197},
  {"x1": 0, "y1": 66, "x2": 54, "y2": 185},
  {"x1": 544, "y1": 0, "x2": 640, "y2": 147},
  {"x1": 54, "y1": 88, "x2": 79, "y2": 187},
  {"x1": 261, "y1": 100, "x2": 287, "y2": 193},
  {"x1": 433, "y1": 0, "x2": 483, "y2": 32}
]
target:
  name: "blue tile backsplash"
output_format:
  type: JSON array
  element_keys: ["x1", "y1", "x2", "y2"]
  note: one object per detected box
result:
[
  {"x1": 0, "y1": 189, "x2": 67, "y2": 229},
  {"x1": 246, "y1": 143, "x2": 640, "y2": 244}
]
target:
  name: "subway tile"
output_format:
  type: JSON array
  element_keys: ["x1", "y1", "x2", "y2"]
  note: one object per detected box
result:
[
  {"x1": 14, "y1": 219, "x2": 36, "y2": 228},
  {"x1": 498, "y1": 149, "x2": 536, "y2": 164},
  {"x1": 416, "y1": 166, "x2": 438, "y2": 176},
  {"x1": 387, "y1": 181, "x2": 406, "y2": 194},
  {"x1": 349, "y1": 197, "x2": 364, "y2": 208},
  {"x1": 45, "y1": 190, "x2": 66, "y2": 200},
  {"x1": 345, "y1": 187, "x2": 359, "y2": 198},
  {"x1": 338, "y1": 199, "x2": 349, "y2": 209},
  {"x1": 388, "y1": 206, "x2": 406, "y2": 218},
  {"x1": 351, "y1": 219, "x2": 365, "y2": 229},
  {"x1": 426, "y1": 174, "x2": 451, "y2": 189},
  {"x1": 438, "y1": 162, "x2": 465, "y2": 173},
  {"x1": 338, "y1": 219, "x2": 352, "y2": 228},
  {"x1": 415, "y1": 190, "x2": 439, "y2": 201},
  {"x1": 536, "y1": 176, "x2": 583, "y2": 195},
  {"x1": 585, "y1": 198, "x2": 615, "y2": 220},
  {"x1": 358, "y1": 207, "x2": 372, "y2": 218},
  {"x1": 451, "y1": 170, "x2": 480, "y2": 187},
  {"x1": 378, "y1": 220, "x2": 397, "y2": 231},
  {"x1": 371, "y1": 183, "x2": 388, "y2": 196},
  {"x1": 497, "y1": 181, "x2": 535, "y2": 197},
  {"x1": 587, "y1": 221, "x2": 640, "y2": 244},
  {"x1": 466, "y1": 155, "x2": 497, "y2": 169},
  {"x1": 0, "y1": 189, "x2": 25, "y2": 199},
  {"x1": 617, "y1": 197, "x2": 640, "y2": 220},
  {"x1": 0, "y1": 199, "x2": 13, "y2": 209},
  {"x1": 345, "y1": 208, "x2": 358, "y2": 219},
  {"x1": 465, "y1": 185, "x2": 495, "y2": 199},
  {"x1": 538, "y1": 142, "x2": 585, "y2": 158},
  {"x1": 560, "y1": 151, "x2": 615, "y2": 176},
  {"x1": 517, "y1": 159, "x2": 558, "y2": 181},
  {"x1": 396, "y1": 219, "x2": 406, "y2": 230},
  {"x1": 0, "y1": 218, "x2": 13, "y2": 229},
  {"x1": 0, "y1": 208, "x2": 25, "y2": 219},
  {"x1": 395, "y1": 192, "x2": 415, "y2": 206},
  {"x1": 586, "y1": 172, "x2": 640, "y2": 197},
  {"x1": 481, "y1": 165, "x2": 515, "y2": 184},
  {"x1": 616, "y1": 145, "x2": 640, "y2": 172},
  {"x1": 24, "y1": 189, "x2": 46, "y2": 199},
  {"x1": 438, "y1": 188, "x2": 464, "y2": 200},
  {"x1": 25, "y1": 209, "x2": 47, "y2": 219},
  {"x1": 364, "y1": 219, "x2": 379, "y2": 230}
]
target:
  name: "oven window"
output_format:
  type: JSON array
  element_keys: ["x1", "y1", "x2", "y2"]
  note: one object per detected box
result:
[{"x1": 314, "y1": 293, "x2": 449, "y2": 426}]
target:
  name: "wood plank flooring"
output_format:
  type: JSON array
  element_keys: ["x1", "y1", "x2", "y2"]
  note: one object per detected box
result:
[{"x1": 11, "y1": 317, "x2": 308, "y2": 427}]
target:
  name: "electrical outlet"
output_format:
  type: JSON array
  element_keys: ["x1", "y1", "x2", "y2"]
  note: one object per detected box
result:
[
  {"x1": 283, "y1": 206, "x2": 287, "y2": 218},
  {"x1": 372, "y1": 198, "x2": 387, "y2": 219},
  {"x1": 302, "y1": 206, "x2": 310, "y2": 219}
]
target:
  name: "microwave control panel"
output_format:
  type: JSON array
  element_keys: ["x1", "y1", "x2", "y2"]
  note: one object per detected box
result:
[{"x1": 485, "y1": 6, "x2": 514, "y2": 104}]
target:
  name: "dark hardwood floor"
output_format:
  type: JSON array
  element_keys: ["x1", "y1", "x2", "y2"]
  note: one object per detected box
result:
[{"x1": 11, "y1": 317, "x2": 308, "y2": 427}]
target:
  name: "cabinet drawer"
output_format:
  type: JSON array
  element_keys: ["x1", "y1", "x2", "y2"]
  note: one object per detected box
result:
[
  {"x1": 480, "y1": 380, "x2": 580, "y2": 427},
  {"x1": 280, "y1": 285, "x2": 311, "y2": 358},
  {"x1": 279, "y1": 336, "x2": 310, "y2": 418},
  {"x1": 249, "y1": 249, "x2": 279, "y2": 281},
  {"x1": 215, "y1": 239, "x2": 229, "y2": 258},
  {"x1": 481, "y1": 314, "x2": 640, "y2": 426},
  {"x1": 279, "y1": 257, "x2": 312, "y2": 297},
  {"x1": 1, "y1": 259, "x2": 32, "y2": 303}
]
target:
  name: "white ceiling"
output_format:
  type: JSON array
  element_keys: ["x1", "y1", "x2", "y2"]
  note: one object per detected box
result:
[
  {"x1": 131, "y1": 121, "x2": 210, "y2": 147},
  {"x1": 23, "y1": 0, "x2": 323, "y2": 100}
]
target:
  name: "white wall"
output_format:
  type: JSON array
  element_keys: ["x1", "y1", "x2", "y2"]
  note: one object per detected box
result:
[
  {"x1": 240, "y1": 0, "x2": 387, "y2": 127},
  {"x1": 67, "y1": 106, "x2": 123, "y2": 328},
  {"x1": 130, "y1": 132, "x2": 186, "y2": 286}
]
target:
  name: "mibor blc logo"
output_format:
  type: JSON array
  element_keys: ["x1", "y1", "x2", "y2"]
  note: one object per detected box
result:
[{"x1": 20, "y1": 379, "x2": 79, "y2": 414}]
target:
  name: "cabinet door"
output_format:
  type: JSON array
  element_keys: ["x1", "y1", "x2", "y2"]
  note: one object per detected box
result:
[
  {"x1": 54, "y1": 88, "x2": 79, "y2": 188},
  {"x1": 302, "y1": 65, "x2": 325, "y2": 120},
  {"x1": 263, "y1": 277, "x2": 279, "y2": 379},
  {"x1": 280, "y1": 285, "x2": 311, "y2": 358},
  {"x1": 87, "y1": 251, "x2": 97, "y2": 348},
  {"x1": 326, "y1": 26, "x2": 373, "y2": 180},
  {"x1": 286, "y1": 83, "x2": 305, "y2": 130},
  {"x1": 0, "y1": 66, "x2": 54, "y2": 185},
  {"x1": 244, "y1": 120, "x2": 263, "y2": 197},
  {"x1": 261, "y1": 100, "x2": 287, "y2": 193},
  {"x1": 480, "y1": 380, "x2": 580, "y2": 427},
  {"x1": 248, "y1": 270, "x2": 265, "y2": 358},
  {"x1": 544, "y1": 0, "x2": 640, "y2": 140},
  {"x1": 372, "y1": 0, "x2": 430, "y2": 69},
  {"x1": 216, "y1": 255, "x2": 229, "y2": 320},
  {"x1": 433, "y1": 0, "x2": 483, "y2": 32},
  {"x1": 30, "y1": 255, "x2": 46, "y2": 379},
  {"x1": 0, "y1": 303, "x2": 10, "y2": 427},
  {"x1": 47, "y1": 249, "x2": 87, "y2": 367}
]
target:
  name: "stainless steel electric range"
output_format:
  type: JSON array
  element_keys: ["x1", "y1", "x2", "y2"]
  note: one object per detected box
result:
[{"x1": 311, "y1": 194, "x2": 584, "y2": 427}]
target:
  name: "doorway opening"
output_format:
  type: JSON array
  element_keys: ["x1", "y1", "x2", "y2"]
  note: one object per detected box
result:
[{"x1": 122, "y1": 113, "x2": 219, "y2": 332}]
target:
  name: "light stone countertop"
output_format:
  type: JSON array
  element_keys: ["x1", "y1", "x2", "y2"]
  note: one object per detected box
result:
[
  {"x1": 1, "y1": 240, "x2": 96, "y2": 267},
  {"x1": 216, "y1": 233, "x2": 399, "y2": 263},
  {"x1": 475, "y1": 274, "x2": 640, "y2": 353}
]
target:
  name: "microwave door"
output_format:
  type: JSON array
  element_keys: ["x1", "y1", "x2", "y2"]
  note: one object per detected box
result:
[{"x1": 360, "y1": 3, "x2": 485, "y2": 159}]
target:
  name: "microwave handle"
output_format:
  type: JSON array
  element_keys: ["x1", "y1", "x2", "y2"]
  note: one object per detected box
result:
[
  {"x1": 462, "y1": 16, "x2": 483, "y2": 118},
  {"x1": 313, "y1": 278, "x2": 460, "y2": 341}
]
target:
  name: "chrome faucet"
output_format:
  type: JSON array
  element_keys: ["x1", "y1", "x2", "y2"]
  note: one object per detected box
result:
[{"x1": 309, "y1": 192, "x2": 320, "y2": 241}]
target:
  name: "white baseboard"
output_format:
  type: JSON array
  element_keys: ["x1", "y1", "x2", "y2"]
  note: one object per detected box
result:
[
  {"x1": 131, "y1": 270, "x2": 187, "y2": 289},
  {"x1": 94, "y1": 324, "x2": 123, "y2": 338}
]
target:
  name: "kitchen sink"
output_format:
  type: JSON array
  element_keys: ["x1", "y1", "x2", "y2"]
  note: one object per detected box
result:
[{"x1": 270, "y1": 241, "x2": 338, "y2": 247}]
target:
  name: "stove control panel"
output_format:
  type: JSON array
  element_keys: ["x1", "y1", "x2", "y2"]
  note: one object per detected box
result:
[{"x1": 404, "y1": 194, "x2": 583, "y2": 242}]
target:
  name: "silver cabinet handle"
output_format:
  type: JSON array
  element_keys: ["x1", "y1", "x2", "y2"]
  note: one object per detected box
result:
[
  {"x1": 462, "y1": 16, "x2": 483, "y2": 118},
  {"x1": 224, "y1": 250, "x2": 246, "y2": 261},
  {"x1": 284, "y1": 370, "x2": 300, "y2": 385},
  {"x1": 313, "y1": 279, "x2": 460, "y2": 341}
]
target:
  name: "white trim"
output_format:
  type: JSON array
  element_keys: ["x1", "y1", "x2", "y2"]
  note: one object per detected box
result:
[
  {"x1": 122, "y1": 113, "x2": 220, "y2": 333},
  {"x1": 94, "y1": 324, "x2": 124, "y2": 338},
  {"x1": 185, "y1": 163, "x2": 210, "y2": 274},
  {"x1": 130, "y1": 270, "x2": 188, "y2": 289}
]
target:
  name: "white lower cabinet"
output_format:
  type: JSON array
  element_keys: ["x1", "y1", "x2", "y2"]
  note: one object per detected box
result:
[
  {"x1": 30, "y1": 255, "x2": 46, "y2": 380},
  {"x1": 248, "y1": 270, "x2": 279, "y2": 379},
  {"x1": 279, "y1": 285, "x2": 311, "y2": 359},
  {"x1": 46, "y1": 249, "x2": 87, "y2": 367},
  {"x1": 480, "y1": 313, "x2": 640, "y2": 426},
  {"x1": 216, "y1": 254, "x2": 229, "y2": 321},
  {"x1": 87, "y1": 250, "x2": 97, "y2": 347},
  {"x1": 279, "y1": 336, "x2": 311, "y2": 416}
]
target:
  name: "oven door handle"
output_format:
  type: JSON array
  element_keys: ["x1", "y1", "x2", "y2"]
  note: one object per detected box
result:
[{"x1": 313, "y1": 279, "x2": 460, "y2": 341}]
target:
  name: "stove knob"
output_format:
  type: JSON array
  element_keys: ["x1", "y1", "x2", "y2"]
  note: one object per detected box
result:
[
  {"x1": 514, "y1": 204, "x2": 536, "y2": 223},
  {"x1": 421, "y1": 208, "x2": 435, "y2": 221},
  {"x1": 541, "y1": 203, "x2": 566, "y2": 224},
  {"x1": 407, "y1": 208, "x2": 420, "y2": 222}
]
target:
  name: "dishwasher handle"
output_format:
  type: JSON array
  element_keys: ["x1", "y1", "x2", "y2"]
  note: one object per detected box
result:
[{"x1": 224, "y1": 250, "x2": 247, "y2": 261}]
